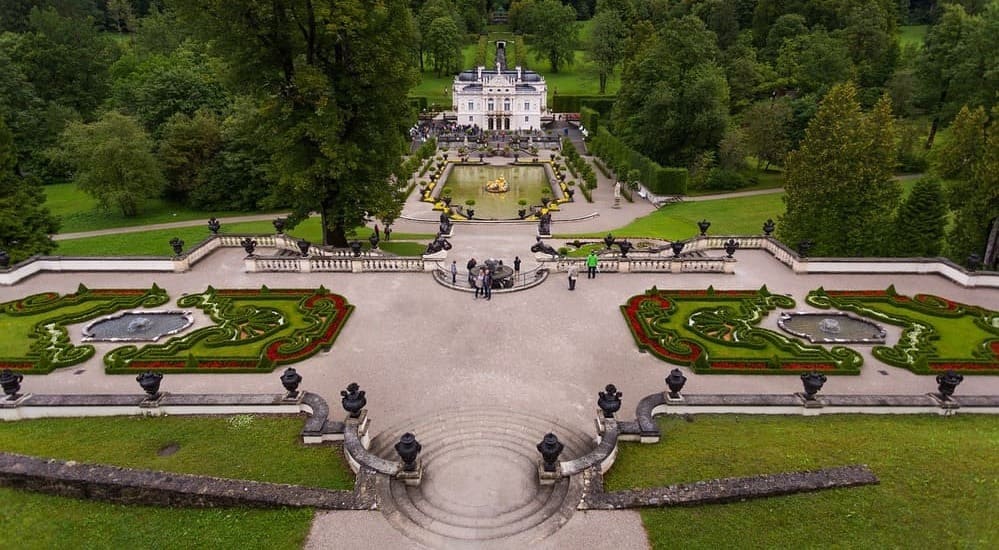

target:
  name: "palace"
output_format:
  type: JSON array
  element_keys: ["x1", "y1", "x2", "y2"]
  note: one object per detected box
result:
[{"x1": 452, "y1": 44, "x2": 548, "y2": 132}]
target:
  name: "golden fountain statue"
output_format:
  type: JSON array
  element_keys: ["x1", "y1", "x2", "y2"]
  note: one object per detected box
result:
[{"x1": 484, "y1": 175, "x2": 509, "y2": 193}]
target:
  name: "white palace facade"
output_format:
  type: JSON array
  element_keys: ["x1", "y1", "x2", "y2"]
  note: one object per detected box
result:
[{"x1": 451, "y1": 63, "x2": 548, "y2": 132}]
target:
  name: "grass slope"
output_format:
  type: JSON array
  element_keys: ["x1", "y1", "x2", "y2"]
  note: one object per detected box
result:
[{"x1": 606, "y1": 414, "x2": 997, "y2": 548}]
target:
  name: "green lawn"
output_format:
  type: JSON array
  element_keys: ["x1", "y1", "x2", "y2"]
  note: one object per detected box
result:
[
  {"x1": 0, "y1": 416, "x2": 346, "y2": 549},
  {"x1": 53, "y1": 218, "x2": 434, "y2": 257},
  {"x1": 43, "y1": 182, "x2": 278, "y2": 234},
  {"x1": 899, "y1": 25, "x2": 928, "y2": 49},
  {"x1": 560, "y1": 192, "x2": 786, "y2": 240},
  {"x1": 606, "y1": 414, "x2": 998, "y2": 548},
  {"x1": 0, "y1": 489, "x2": 313, "y2": 550},
  {"x1": 0, "y1": 415, "x2": 354, "y2": 489}
]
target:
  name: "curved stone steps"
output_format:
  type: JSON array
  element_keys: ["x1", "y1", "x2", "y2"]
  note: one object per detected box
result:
[{"x1": 369, "y1": 407, "x2": 592, "y2": 547}]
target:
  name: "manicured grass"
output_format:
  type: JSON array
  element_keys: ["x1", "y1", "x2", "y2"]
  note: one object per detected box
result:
[
  {"x1": 606, "y1": 414, "x2": 998, "y2": 548},
  {"x1": 0, "y1": 415, "x2": 354, "y2": 489},
  {"x1": 0, "y1": 489, "x2": 313, "y2": 550},
  {"x1": 43, "y1": 182, "x2": 277, "y2": 234},
  {"x1": 54, "y1": 218, "x2": 434, "y2": 257},
  {"x1": 560, "y1": 192, "x2": 786, "y2": 240},
  {"x1": 899, "y1": 25, "x2": 928, "y2": 48}
]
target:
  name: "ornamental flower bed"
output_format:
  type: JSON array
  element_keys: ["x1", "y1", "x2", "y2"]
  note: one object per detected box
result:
[
  {"x1": 806, "y1": 286, "x2": 999, "y2": 375},
  {"x1": 104, "y1": 285, "x2": 353, "y2": 374},
  {"x1": 0, "y1": 284, "x2": 170, "y2": 374},
  {"x1": 621, "y1": 286, "x2": 863, "y2": 375}
]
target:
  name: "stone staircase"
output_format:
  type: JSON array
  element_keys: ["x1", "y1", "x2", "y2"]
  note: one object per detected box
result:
[{"x1": 367, "y1": 407, "x2": 593, "y2": 548}]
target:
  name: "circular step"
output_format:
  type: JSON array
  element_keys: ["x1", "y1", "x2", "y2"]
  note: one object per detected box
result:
[{"x1": 369, "y1": 407, "x2": 592, "y2": 547}]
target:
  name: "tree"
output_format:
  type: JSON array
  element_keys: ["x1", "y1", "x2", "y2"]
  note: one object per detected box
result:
[
  {"x1": 105, "y1": 0, "x2": 136, "y2": 33},
  {"x1": 778, "y1": 83, "x2": 901, "y2": 257},
  {"x1": 418, "y1": 0, "x2": 464, "y2": 72},
  {"x1": 587, "y1": 8, "x2": 628, "y2": 94},
  {"x1": 57, "y1": 111, "x2": 165, "y2": 217},
  {"x1": 776, "y1": 29, "x2": 855, "y2": 95},
  {"x1": 692, "y1": 0, "x2": 740, "y2": 51},
  {"x1": 914, "y1": 3, "x2": 987, "y2": 148},
  {"x1": 934, "y1": 105, "x2": 988, "y2": 181},
  {"x1": 893, "y1": 177, "x2": 947, "y2": 257},
  {"x1": 524, "y1": 0, "x2": 577, "y2": 72},
  {"x1": 172, "y1": 0, "x2": 418, "y2": 247},
  {"x1": 717, "y1": 126, "x2": 748, "y2": 171},
  {"x1": 613, "y1": 15, "x2": 729, "y2": 167},
  {"x1": 842, "y1": 2, "x2": 898, "y2": 100},
  {"x1": 0, "y1": 116, "x2": 59, "y2": 263},
  {"x1": 763, "y1": 13, "x2": 808, "y2": 62},
  {"x1": 11, "y1": 7, "x2": 117, "y2": 119},
  {"x1": 110, "y1": 47, "x2": 230, "y2": 134},
  {"x1": 945, "y1": 108, "x2": 999, "y2": 263},
  {"x1": 743, "y1": 98, "x2": 793, "y2": 170},
  {"x1": 157, "y1": 110, "x2": 223, "y2": 205},
  {"x1": 424, "y1": 16, "x2": 463, "y2": 76}
]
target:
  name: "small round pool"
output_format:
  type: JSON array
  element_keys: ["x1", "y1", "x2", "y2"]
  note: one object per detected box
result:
[{"x1": 82, "y1": 310, "x2": 194, "y2": 342}]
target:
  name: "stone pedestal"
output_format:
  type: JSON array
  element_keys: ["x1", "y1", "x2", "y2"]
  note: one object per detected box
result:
[
  {"x1": 0, "y1": 393, "x2": 32, "y2": 408},
  {"x1": 396, "y1": 461, "x2": 423, "y2": 486},
  {"x1": 664, "y1": 392, "x2": 685, "y2": 403},
  {"x1": 139, "y1": 393, "x2": 166, "y2": 408},
  {"x1": 796, "y1": 393, "x2": 826, "y2": 415},
  {"x1": 345, "y1": 410, "x2": 369, "y2": 439},
  {"x1": 537, "y1": 462, "x2": 562, "y2": 486},
  {"x1": 281, "y1": 391, "x2": 304, "y2": 404}
]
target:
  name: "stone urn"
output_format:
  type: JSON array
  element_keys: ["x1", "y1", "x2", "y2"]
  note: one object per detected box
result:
[
  {"x1": 1, "y1": 369, "x2": 24, "y2": 400},
  {"x1": 603, "y1": 233, "x2": 615, "y2": 249},
  {"x1": 395, "y1": 432, "x2": 422, "y2": 472},
  {"x1": 665, "y1": 368, "x2": 687, "y2": 399},
  {"x1": 762, "y1": 219, "x2": 776, "y2": 236},
  {"x1": 597, "y1": 384, "x2": 622, "y2": 418},
  {"x1": 670, "y1": 241, "x2": 685, "y2": 257},
  {"x1": 241, "y1": 237, "x2": 257, "y2": 256},
  {"x1": 537, "y1": 433, "x2": 564, "y2": 473},
  {"x1": 800, "y1": 371, "x2": 827, "y2": 400},
  {"x1": 280, "y1": 368, "x2": 302, "y2": 394},
  {"x1": 296, "y1": 239, "x2": 311, "y2": 257},
  {"x1": 207, "y1": 217, "x2": 221, "y2": 234},
  {"x1": 136, "y1": 371, "x2": 163, "y2": 399},
  {"x1": 169, "y1": 238, "x2": 184, "y2": 256},
  {"x1": 697, "y1": 219, "x2": 711, "y2": 236},
  {"x1": 618, "y1": 241, "x2": 633, "y2": 257},
  {"x1": 724, "y1": 239, "x2": 739, "y2": 258},
  {"x1": 936, "y1": 371, "x2": 964, "y2": 399},
  {"x1": 349, "y1": 241, "x2": 363, "y2": 257},
  {"x1": 273, "y1": 217, "x2": 286, "y2": 234},
  {"x1": 341, "y1": 382, "x2": 366, "y2": 418}
]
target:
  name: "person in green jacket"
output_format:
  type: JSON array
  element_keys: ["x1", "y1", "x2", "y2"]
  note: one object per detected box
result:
[{"x1": 586, "y1": 251, "x2": 599, "y2": 279}]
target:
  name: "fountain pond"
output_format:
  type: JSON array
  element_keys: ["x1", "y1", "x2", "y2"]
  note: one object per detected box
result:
[
  {"x1": 777, "y1": 312, "x2": 887, "y2": 344},
  {"x1": 82, "y1": 310, "x2": 194, "y2": 342}
]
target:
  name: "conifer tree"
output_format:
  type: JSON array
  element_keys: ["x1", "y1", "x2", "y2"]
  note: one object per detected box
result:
[{"x1": 893, "y1": 177, "x2": 947, "y2": 257}]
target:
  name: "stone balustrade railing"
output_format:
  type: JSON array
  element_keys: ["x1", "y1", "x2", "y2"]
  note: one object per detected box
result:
[{"x1": 2, "y1": 233, "x2": 996, "y2": 286}]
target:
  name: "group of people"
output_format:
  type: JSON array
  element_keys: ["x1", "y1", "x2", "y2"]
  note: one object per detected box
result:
[
  {"x1": 449, "y1": 257, "x2": 522, "y2": 300},
  {"x1": 567, "y1": 251, "x2": 600, "y2": 291}
]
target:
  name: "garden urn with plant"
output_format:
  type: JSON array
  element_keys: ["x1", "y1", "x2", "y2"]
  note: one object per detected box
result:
[
  {"x1": 136, "y1": 371, "x2": 163, "y2": 399},
  {"x1": 665, "y1": 369, "x2": 687, "y2": 399},
  {"x1": 800, "y1": 372, "x2": 827, "y2": 400},
  {"x1": 395, "y1": 433, "x2": 422, "y2": 472},
  {"x1": 936, "y1": 371, "x2": 963, "y2": 400},
  {"x1": 597, "y1": 384, "x2": 622, "y2": 418},
  {"x1": 280, "y1": 368, "x2": 302, "y2": 395},
  {"x1": 341, "y1": 382, "x2": 366, "y2": 418},
  {"x1": 1, "y1": 369, "x2": 24, "y2": 400}
]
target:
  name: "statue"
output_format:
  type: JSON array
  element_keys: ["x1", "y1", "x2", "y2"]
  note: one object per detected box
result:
[
  {"x1": 538, "y1": 211, "x2": 552, "y2": 235},
  {"x1": 439, "y1": 211, "x2": 453, "y2": 235},
  {"x1": 425, "y1": 233, "x2": 453, "y2": 254},
  {"x1": 531, "y1": 237, "x2": 558, "y2": 257}
]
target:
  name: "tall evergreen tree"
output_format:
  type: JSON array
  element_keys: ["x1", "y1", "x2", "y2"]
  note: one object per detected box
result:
[
  {"x1": 0, "y1": 116, "x2": 59, "y2": 263},
  {"x1": 946, "y1": 109, "x2": 999, "y2": 264},
  {"x1": 172, "y1": 0, "x2": 418, "y2": 246},
  {"x1": 893, "y1": 177, "x2": 947, "y2": 257},
  {"x1": 778, "y1": 83, "x2": 900, "y2": 257}
]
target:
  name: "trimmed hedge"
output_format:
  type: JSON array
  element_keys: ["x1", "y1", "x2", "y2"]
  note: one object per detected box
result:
[
  {"x1": 0, "y1": 285, "x2": 170, "y2": 374},
  {"x1": 475, "y1": 35, "x2": 487, "y2": 67},
  {"x1": 580, "y1": 106, "x2": 599, "y2": 133},
  {"x1": 551, "y1": 95, "x2": 617, "y2": 115},
  {"x1": 104, "y1": 286, "x2": 354, "y2": 374},
  {"x1": 590, "y1": 128, "x2": 687, "y2": 195},
  {"x1": 621, "y1": 286, "x2": 863, "y2": 375},
  {"x1": 807, "y1": 286, "x2": 999, "y2": 375}
]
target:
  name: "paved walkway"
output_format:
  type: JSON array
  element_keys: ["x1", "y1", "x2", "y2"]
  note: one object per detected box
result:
[{"x1": 9, "y1": 149, "x2": 993, "y2": 548}]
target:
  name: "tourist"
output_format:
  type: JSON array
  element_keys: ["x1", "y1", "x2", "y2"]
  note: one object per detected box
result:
[
  {"x1": 467, "y1": 258, "x2": 477, "y2": 287},
  {"x1": 475, "y1": 268, "x2": 486, "y2": 299},
  {"x1": 567, "y1": 263, "x2": 578, "y2": 291},
  {"x1": 586, "y1": 251, "x2": 599, "y2": 279},
  {"x1": 513, "y1": 256, "x2": 521, "y2": 276},
  {"x1": 450, "y1": 261, "x2": 457, "y2": 284},
  {"x1": 483, "y1": 269, "x2": 493, "y2": 301}
]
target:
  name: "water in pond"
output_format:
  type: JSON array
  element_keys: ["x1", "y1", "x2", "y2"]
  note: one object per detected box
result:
[
  {"x1": 778, "y1": 312, "x2": 887, "y2": 344},
  {"x1": 82, "y1": 311, "x2": 193, "y2": 342},
  {"x1": 443, "y1": 164, "x2": 551, "y2": 219}
]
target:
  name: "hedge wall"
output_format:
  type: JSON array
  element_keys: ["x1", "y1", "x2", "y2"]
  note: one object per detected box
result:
[
  {"x1": 589, "y1": 128, "x2": 687, "y2": 195},
  {"x1": 551, "y1": 95, "x2": 616, "y2": 114},
  {"x1": 580, "y1": 106, "x2": 599, "y2": 133}
]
